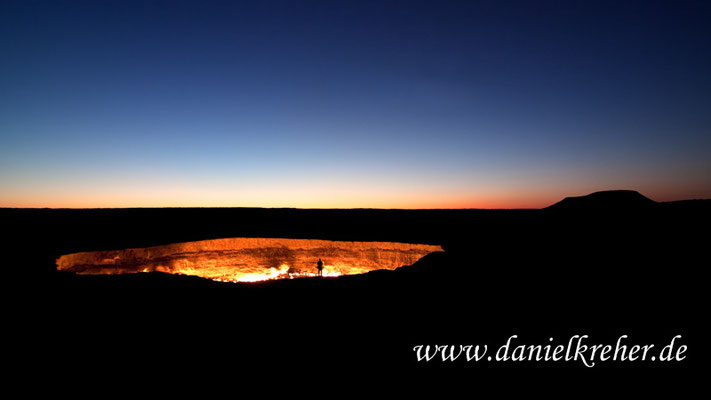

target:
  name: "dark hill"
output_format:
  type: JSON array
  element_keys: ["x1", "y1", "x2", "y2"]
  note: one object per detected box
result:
[{"x1": 545, "y1": 190, "x2": 656, "y2": 212}]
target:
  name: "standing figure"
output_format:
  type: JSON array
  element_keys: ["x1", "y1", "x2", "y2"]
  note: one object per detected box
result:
[{"x1": 317, "y1": 258, "x2": 324, "y2": 277}]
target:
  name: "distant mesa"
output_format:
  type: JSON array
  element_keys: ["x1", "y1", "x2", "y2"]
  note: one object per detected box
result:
[{"x1": 546, "y1": 190, "x2": 656, "y2": 212}]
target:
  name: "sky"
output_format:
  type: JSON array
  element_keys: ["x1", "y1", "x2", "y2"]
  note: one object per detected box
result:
[{"x1": 1, "y1": 0, "x2": 710, "y2": 209}]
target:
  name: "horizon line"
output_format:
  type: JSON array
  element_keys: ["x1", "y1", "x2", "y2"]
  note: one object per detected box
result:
[{"x1": 2, "y1": 198, "x2": 709, "y2": 212}]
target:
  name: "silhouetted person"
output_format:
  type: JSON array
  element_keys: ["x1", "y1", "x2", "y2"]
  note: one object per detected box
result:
[{"x1": 317, "y1": 258, "x2": 324, "y2": 277}]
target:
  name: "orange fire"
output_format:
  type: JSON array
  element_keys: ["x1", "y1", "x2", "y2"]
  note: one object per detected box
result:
[{"x1": 212, "y1": 263, "x2": 343, "y2": 283}]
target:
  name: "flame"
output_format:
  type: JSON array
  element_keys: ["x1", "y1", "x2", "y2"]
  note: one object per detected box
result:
[
  {"x1": 234, "y1": 264, "x2": 290, "y2": 282},
  {"x1": 213, "y1": 263, "x2": 342, "y2": 283}
]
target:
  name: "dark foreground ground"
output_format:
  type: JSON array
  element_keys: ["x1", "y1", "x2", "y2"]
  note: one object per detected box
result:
[{"x1": 5, "y1": 191, "x2": 708, "y2": 393}]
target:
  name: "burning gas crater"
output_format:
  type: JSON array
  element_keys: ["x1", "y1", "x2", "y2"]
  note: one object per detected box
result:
[{"x1": 56, "y1": 237, "x2": 442, "y2": 283}]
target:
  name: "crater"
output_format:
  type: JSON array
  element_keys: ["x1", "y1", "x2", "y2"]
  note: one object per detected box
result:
[{"x1": 56, "y1": 237, "x2": 443, "y2": 283}]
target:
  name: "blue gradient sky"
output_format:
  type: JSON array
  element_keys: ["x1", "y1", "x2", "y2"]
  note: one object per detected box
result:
[{"x1": 1, "y1": 0, "x2": 710, "y2": 208}]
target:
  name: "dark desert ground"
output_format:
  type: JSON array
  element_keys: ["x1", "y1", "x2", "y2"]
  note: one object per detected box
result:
[{"x1": 6, "y1": 190, "x2": 708, "y2": 390}]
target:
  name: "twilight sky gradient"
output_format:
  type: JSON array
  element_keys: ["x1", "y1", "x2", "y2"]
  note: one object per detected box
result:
[{"x1": 1, "y1": 0, "x2": 710, "y2": 208}]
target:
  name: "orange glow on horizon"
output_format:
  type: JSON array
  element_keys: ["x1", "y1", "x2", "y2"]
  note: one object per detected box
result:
[{"x1": 0, "y1": 194, "x2": 557, "y2": 210}]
